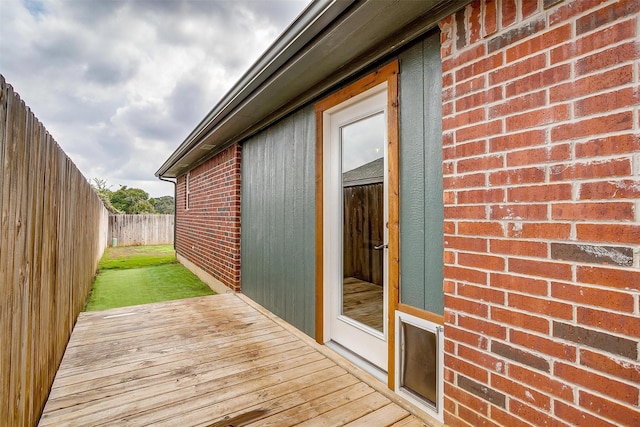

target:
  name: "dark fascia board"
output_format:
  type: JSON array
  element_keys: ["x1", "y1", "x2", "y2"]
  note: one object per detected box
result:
[{"x1": 157, "y1": 0, "x2": 465, "y2": 178}]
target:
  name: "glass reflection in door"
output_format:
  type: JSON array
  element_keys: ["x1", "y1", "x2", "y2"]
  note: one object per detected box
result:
[{"x1": 340, "y1": 112, "x2": 385, "y2": 332}]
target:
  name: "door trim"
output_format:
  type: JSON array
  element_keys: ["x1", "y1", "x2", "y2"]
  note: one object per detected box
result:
[{"x1": 315, "y1": 60, "x2": 399, "y2": 389}]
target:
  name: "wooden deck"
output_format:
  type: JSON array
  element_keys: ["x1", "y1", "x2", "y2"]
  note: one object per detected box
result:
[
  {"x1": 343, "y1": 277, "x2": 383, "y2": 331},
  {"x1": 39, "y1": 294, "x2": 433, "y2": 426}
]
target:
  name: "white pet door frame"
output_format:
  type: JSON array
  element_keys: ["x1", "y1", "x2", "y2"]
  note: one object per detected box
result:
[{"x1": 395, "y1": 310, "x2": 444, "y2": 422}]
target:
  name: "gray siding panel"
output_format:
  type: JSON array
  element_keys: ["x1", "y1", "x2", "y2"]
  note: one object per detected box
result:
[
  {"x1": 399, "y1": 42, "x2": 427, "y2": 307},
  {"x1": 399, "y1": 31, "x2": 444, "y2": 314},
  {"x1": 241, "y1": 106, "x2": 316, "y2": 336},
  {"x1": 241, "y1": 30, "x2": 443, "y2": 330}
]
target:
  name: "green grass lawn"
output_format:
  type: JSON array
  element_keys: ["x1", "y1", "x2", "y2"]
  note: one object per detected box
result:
[
  {"x1": 97, "y1": 245, "x2": 178, "y2": 270},
  {"x1": 84, "y1": 245, "x2": 214, "y2": 311}
]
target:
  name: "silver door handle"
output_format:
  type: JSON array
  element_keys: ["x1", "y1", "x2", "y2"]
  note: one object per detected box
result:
[{"x1": 373, "y1": 243, "x2": 388, "y2": 250}]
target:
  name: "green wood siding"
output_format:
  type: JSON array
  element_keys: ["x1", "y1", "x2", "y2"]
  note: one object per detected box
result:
[
  {"x1": 241, "y1": 30, "x2": 443, "y2": 331},
  {"x1": 240, "y1": 105, "x2": 316, "y2": 336},
  {"x1": 398, "y1": 31, "x2": 444, "y2": 314}
]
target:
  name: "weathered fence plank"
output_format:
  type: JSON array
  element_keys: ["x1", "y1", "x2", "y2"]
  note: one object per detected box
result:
[
  {"x1": 0, "y1": 76, "x2": 8, "y2": 426},
  {"x1": 109, "y1": 214, "x2": 174, "y2": 247},
  {"x1": 0, "y1": 75, "x2": 109, "y2": 426}
]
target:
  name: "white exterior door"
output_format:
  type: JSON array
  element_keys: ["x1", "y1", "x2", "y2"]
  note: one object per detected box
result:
[{"x1": 323, "y1": 83, "x2": 389, "y2": 371}]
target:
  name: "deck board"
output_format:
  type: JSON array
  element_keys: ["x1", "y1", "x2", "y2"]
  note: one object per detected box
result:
[
  {"x1": 39, "y1": 294, "x2": 432, "y2": 426},
  {"x1": 343, "y1": 277, "x2": 384, "y2": 331}
]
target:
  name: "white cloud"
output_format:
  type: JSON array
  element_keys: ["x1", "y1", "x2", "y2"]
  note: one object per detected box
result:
[{"x1": 0, "y1": 0, "x2": 310, "y2": 197}]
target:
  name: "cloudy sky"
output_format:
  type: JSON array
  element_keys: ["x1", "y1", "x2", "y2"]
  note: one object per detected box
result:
[{"x1": 0, "y1": 0, "x2": 310, "y2": 197}]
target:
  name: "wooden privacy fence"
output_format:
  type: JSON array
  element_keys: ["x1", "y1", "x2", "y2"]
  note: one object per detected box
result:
[
  {"x1": 0, "y1": 75, "x2": 109, "y2": 426},
  {"x1": 343, "y1": 182, "x2": 384, "y2": 285},
  {"x1": 109, "y1": 214, "x2": 174, "y2": 246}
]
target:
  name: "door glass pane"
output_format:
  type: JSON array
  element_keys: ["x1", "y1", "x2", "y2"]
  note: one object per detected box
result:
[{"x1": 341, "y1": 112, "x2": 385, "y2": 332}]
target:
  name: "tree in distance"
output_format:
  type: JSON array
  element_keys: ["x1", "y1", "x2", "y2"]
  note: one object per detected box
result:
[
  {"x1": 150, "y1": 195, "x2": 175, "y2": 214},
  {"x1": 110, "y1": 186, "x2": 155, "y2": 214},
  {"x1": 91, "y1": 178, "x2": 174, "y2": 215},
  {"x1": 91, "y1": 178, "x2": 122, "y2": 214}
]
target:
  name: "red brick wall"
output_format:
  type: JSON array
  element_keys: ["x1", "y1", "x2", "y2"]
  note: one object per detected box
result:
[
  {"x1": 175, "y1": 143, "x2": 241, "y2": 291},
  {"x1": 440, "y1": 1, "x2": 639, "y2": 426}
]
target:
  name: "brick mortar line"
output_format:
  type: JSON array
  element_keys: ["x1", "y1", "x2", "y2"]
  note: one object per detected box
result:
[
  {"x1": 444, "y1": 202, "x2": 639, "y2": 209},
  {"x1": 447, "y1": 293, "x2": 638, "y2": 341},
  {"x1": 446, "y1": 323, "x2": 638, "y2": 375},
  {"x1": 448, "y1": 46, "x2": 636, "y2": 92},
  {"x1": 181, "y1": 245, "x2": 240, "y2": 253},
  {"x1": 448, "y1": 95, "x2": 637, "y2": 129},
  {"x1": 467, "y1": 151, "x2": 638, "y2": 162},
  {"x1": 445, "y1": 250, "x2": 639, "y2": 269},
  {"x1": 447, "y1": 54, "x2": 627, "y2": 88},
  {"x1": 460, "y1": 104, "x2": 636, "y2": 130},
  {"x1": 447, "y1": 247, "x2": 637, "y2": 261},
  {"x1": 453, "y1": 235, "x2": 636, "y2": 247},
  {"x1": 444, "y1": 150, "x2": 638, "y2": 170},
  {"x1": 445, "y1": 170, "x2": 638, "y2": 183},
  {"x1": 445, "y1": 276, "x2": 636, "y2": 314},
  {"x1": 446, "y1": 202, "x2": 637, "y2": 212}
]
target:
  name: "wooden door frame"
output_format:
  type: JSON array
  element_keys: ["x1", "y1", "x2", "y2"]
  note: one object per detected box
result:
[{"x1": 314, "y1": 61, "x2": 399, "y2": 389}]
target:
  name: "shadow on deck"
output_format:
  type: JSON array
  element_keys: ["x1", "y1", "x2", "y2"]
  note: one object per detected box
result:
[{"x1": 39, "y1": 294, "x2": 431, "y2": 426}]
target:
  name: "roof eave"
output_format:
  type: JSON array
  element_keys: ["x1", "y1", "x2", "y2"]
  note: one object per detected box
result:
[
  {"x1": 157, "y1": 0, "x2": 465, "y2": 179},
  {"x1": 155, "y1": 0, "x2": 355, "y2": 178}
]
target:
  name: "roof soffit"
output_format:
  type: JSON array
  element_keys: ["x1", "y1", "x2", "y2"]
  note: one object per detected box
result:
[{"x1": 157, "y1": 0, "x2": 463, "y2": 178}]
